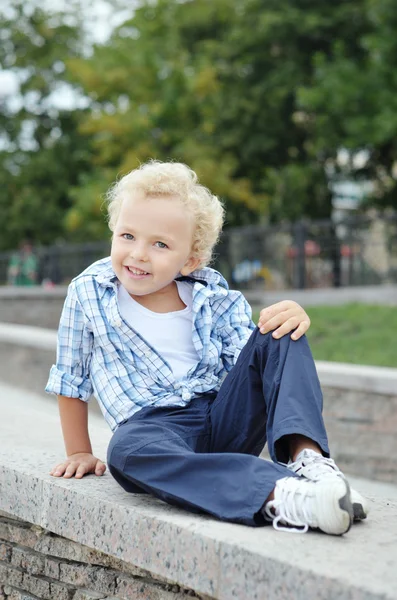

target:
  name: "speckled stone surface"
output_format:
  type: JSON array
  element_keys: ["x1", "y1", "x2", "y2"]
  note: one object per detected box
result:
[{"x1": 1, "y1": 382, "x2": 397, "y2": 599}]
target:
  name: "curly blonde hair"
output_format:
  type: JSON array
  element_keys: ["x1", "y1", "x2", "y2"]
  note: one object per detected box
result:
[{"x1": 106, "y1": 160, "x2": 225, "y2": 267}]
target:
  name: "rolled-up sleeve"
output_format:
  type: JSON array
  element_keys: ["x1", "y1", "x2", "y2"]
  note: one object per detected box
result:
[{"x1": 45, "y1": 282, "x2": 94, "y2": 401}]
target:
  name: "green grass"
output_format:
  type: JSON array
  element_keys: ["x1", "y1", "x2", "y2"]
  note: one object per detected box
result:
[{"x1": 252, "y1": 303, "x2": 397, "y2": 368}]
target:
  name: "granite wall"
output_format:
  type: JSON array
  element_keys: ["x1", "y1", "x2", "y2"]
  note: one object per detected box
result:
[
  {"x1": 322, "y1": 387, "x2": 397, "y2": 483},
  {"x1": 0, "y1": 513, "x2": 201, "y2": 600}
]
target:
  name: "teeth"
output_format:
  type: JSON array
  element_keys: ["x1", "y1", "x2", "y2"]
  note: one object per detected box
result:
[{"x1": 128, "y1": 267, "x2": 148, "y2": 275}]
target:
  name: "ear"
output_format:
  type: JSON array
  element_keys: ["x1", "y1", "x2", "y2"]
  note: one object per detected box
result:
[{"x1": 180, "y1": 255, "x2": 202, "y2": 276}]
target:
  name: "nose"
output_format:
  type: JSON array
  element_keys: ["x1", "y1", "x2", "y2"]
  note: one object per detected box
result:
[{"x1": 130, "y1": 241, "x2": 148, "y2": 262}]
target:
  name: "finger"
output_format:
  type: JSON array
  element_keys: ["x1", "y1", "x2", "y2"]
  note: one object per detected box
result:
[
  {"x1": 63, "y1": 462, "x2": 79, "y2": 479},
  {"x1": 258, "y1": 307, "x2": 275, "y2": 323},
  {"x1": 50, "y1": 464, "x2": 68, "y2": 477},
  {"x1": 272, "y1": 317, "x2": 300, "y2": 339},
  {"x1": 259, "y1": 313, "x2": 287, "y2": 334},
  {"x1": 95, "y1": 461, "x2": 106, "y2": 476},
  {"x1": 258, "y1": 307, "x2": 277, "y2": 326},
  {"x1": 291, "y1": 320, "x2": 310, "y2": 340},
  {"x1": 75, "y1": 464, "x2": 88, "y2": 479},
  {"x1": 258, "y1": 302, "x2": 288, "y2": 322}
]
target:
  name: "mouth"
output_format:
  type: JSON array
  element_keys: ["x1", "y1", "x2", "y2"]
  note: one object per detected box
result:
[{"x1": 124, "y1": 266, "x2": 150, "y2": 277}]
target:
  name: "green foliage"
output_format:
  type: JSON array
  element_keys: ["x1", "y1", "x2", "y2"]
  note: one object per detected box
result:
[
  {"x1": 1, "y1": 0, "x2": 397, "y2": 250},
  {"x1": 297, "y1": 0, "x2": 397, "y2": 208},
  {"x1": 65, "y1": 0, "x2": 269, "y2": 231},
  {"x1": 67, "y1": 0, "x2": 347, "y2": 226},
  {"x1": 66, "y1": 0, "x2": 396, "y2": 229},
  {"x1": 0, "y1": 2, "x2": 93, "y2": 249}
]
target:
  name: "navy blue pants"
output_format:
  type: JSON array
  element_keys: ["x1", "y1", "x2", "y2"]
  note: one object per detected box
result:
[{"x1": 107, "y1": 329, "x2": 329, "y2": 526}]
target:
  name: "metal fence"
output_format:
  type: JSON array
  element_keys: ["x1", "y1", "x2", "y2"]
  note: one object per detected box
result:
[
  {"x1": 1, "y1": 214, "x2": 396, "y2": 289},
  {"x1": 216, "y1": 214, "x2": 397, "y2": 290},
  {"x1": 0, "y1": 241, "x2": 111, "y2": 288}
]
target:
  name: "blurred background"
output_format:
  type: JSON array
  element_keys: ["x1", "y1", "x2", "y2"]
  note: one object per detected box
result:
[
  {"x1": 1, "y1": 6, "x2": 397, "y2": 580},
  {"x1": 1, "y1": 0, "x2": 397, "y2": 365}
]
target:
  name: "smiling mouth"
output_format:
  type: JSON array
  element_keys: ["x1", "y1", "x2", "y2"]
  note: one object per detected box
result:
[{"x1": 126, "y1": 266, "x2": 150, "y2": 275}]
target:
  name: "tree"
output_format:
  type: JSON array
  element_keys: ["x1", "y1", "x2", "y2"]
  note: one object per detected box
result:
[
  {"x1": 209, "y1": 0, "x2": 375, "y2": 221},
  {"x1": 0, "y1": 1, "x2": 93, "y2": 250},
  {"x1": 2, "y1": 0, "x2": 397, "y2": 251},
  {"x1": 63, "y1": 0, "x2": 270, "y2": 237},
  {"x1": 66, "y1": 0, "x2": 379, "y2": 231},
  {"x1": 297, "y1": 0, "x2": 397, "y2": 210}
]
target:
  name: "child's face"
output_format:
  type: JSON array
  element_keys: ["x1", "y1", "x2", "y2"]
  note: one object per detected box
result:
[{"x1": 111, "y1": 192, "x2": 201, "y2": 301}]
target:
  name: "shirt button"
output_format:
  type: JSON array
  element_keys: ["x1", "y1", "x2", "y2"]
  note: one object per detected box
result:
[
  {"x1": 174, "y1": 382, "x2": 181, "y2": 390},
  {"x1": 144, "y1": 350, "x2": 151, "y2": 358},
  {"x1": 112, "y1": 319, "x2": 122, "y2": 327},
  {"x1": 182, "y1": 390, "x2": 191, "y2": 401}
]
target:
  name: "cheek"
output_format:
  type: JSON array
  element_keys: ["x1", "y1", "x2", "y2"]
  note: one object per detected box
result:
[
  {"x1": 110, "y1": 244, "x2": 123, "y2": 266},
  {"x1": 111, "y1": 239, "x2": 123, "y2": 255}
]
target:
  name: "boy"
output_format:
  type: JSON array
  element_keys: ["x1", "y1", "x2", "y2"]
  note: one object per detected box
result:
[{"x1": 47, "y1": 161, "x2": 367, "y2": 535}]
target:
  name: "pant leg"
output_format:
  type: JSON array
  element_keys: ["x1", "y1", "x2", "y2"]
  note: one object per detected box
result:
[
  {"x1": 107, "y1": 397, "x2": 292, "y2": 526},
  {"x1": 210, "y1": 328, "x2": 330, "y2": 463}
]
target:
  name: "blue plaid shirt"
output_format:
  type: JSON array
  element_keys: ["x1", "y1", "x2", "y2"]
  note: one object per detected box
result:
[{"x1": 46, "y1": 257, "x2": 255, "y2": 431}]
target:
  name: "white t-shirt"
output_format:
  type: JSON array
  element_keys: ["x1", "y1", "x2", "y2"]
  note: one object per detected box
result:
[{"x1": 117, "y1": 281, "x2": 199, "y2": 380}]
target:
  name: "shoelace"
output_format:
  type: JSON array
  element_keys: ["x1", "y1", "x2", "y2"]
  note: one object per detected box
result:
[
  {"x1": 289, "y1": 454, "x2": 342, "y2": 480},
  {"x1": 264, "y1": 480, "x2": 312, "y2": 533}
]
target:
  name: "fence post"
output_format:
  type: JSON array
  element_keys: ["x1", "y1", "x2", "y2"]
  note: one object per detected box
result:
[
  {"x1": 347, "y1": 221, "x2": 354, "y2": 286},
  {"x1": 330, "y1": 224, "x2": 341, "y2": 288},
  {"x1": 294, "y1": 220, "x2": 306, "y2": 289}
]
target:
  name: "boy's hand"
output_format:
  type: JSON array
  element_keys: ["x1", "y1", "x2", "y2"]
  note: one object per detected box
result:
[
  {"x1": 257, "y1": 300, "x2": 310, "y2": 341},
  {"x1": 50, "y1": 453, "x2": 106, "y2": 479}
]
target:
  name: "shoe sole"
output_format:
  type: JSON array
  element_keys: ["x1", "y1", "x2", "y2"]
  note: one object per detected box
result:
[
  {"x1": 353, "y1": 502, "x2": 367, "y2": 521},
  {"x1": 351, "y1": 488, "x2": 369, "y2": 521},
  {"x1": 315, "y1": 478, "x2": 353, "y2": 535}
]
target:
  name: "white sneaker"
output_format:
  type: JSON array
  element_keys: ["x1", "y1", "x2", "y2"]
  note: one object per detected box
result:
[
  {"x1": 288, "y1": 449, "x2": 369, "y2": 521},
  {"x1": 263, "y1": 476, "x2": 353, "y2": 535}
]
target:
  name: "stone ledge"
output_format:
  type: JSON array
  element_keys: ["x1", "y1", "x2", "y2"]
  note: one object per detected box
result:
[
  {"x1": 244, "y1": 284, "x2": 397, "y2": 307},
  {"x1": 1, "y1": 448, "x2": 397, "y2": 600},
  {"x1": 0, "y1": 323, "x2": 57, "y2": 350},
  {"x1": 0, "y1": 286, "x2": 68, "y2": 299},
  {"x1": 315, "y1": 360, "x2": 397, "y2": 396},
  {"x1": 1, "y1": 284, "x2": 396, "y2": 331},
  {"x1": 1, "y1": 384, "x2": 397, "y2": 599},
  {"x1": 1, "y1": 284, "x2": 396, "y2": 305}
]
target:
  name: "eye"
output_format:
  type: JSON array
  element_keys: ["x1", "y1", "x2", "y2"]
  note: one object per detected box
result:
[
  {"x1": 155, "y1": 241, "x2": 168, "y2": 249},
  {"x1": 122, "y1": 233, "x2": 134, "y2": 240}
]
